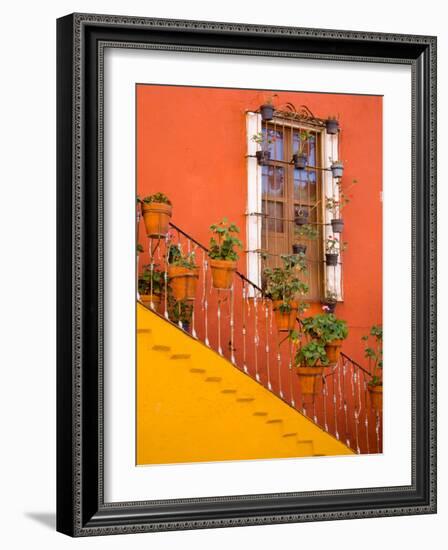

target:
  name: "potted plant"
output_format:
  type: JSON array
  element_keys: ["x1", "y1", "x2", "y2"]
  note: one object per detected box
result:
[
  {"x1": 301, "y1": 313, "x2": 348, "y2": 365},
  {"x1": 330, "y1": 160, "x2": 344, "y2": 179},
  {"x1": 292, "y1": 130, "x2": 313, "y2": 170},
  {"x1": 138, "y1": 264, "x2": 164, "y2": 310},
  {"x1": 252, "y1": 131, "x2": 276, "y2": 165},
  {"x1": 325, "y1": 116, "x2": 339, "y2": 135},
  {"x1": 167, "y1": 245, "x2": 199, "y2": 301},
  {"x1": 264, "y1": 254, "x2": 309, "y2": 332},
  {"x1": 167, "y1": 295, "x2": 194, "y2": 332},
  {"x1": 136, "y1": 243, "x2": 144, "y2": 255},
  {"x1": 326, "y1": 179, "x2": 358, "y2": 233},
  {"x1": 325, "y1": 235, "x2": 347, "y2": 266},
  {"x1": 259, "y1": 97, "x2": 276, "y2": 121},
  {"x1": 208, "y1": 218, "x2": 243, "y2": 289},
  {"x1": 362, "y1": 325, "x2": 383, "y2": 411},
  {"x1": 321, "y1": 289, "x2": 338, "y2": 314},
  {"x1": 294, "y1": 340, "x2": 329, "y2": 395},
  {"x1": 292, "y1": 223, "x2": 318, "y2": 255},
  {"x1": 294, "y1": 207, "x2": 309, "y2": 226},
  {"x1": 141, "y1": 192, "x2": 172, "y2": 238}
]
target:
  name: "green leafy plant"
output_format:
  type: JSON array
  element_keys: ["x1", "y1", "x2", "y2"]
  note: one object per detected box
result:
[
  {"x1": 362, "y1": 325, "x2": 383, "y2": 386},
  {"x1": 167, "y1": 245, "x2": 196, "y2": 269},
  {"x1": 325, "y1": 179, "x2": 358, "y2": 216},
  {"x1": 136, "y1": 243, "x2": 144, "y2": 254},
  {"x1": 251, "y1": 130, "x2": 276, "y2": 151},
  {"x1": 208, "y1": 218, "x2": 243, "y2": 261},
  {"x1": 295, "y1": 130, "x2": 315, "y2": 155},
  {"x1": 295, "y1": 341, "x2": 329, "y2": 367},
  {"x1": 325, "y1": 235, "x2": 347, "y2": 254},
  {"x1": 138, "y1": 264, "x2": 165, "y2": 295},
  {"x1": 294, "y1": 223, "x2": 318, "y2": 240},
  {"x1": 142, "y1": 192, "x2": 172, "y2": 205},
  {"x1": 301, "y1": 313, "x2": 348, "y2": 343},
  {"x1": 167, "y1": 295, "x2": 194, "y2": 324},
  {"x1": 263, "y1": 254, "x2": 309, "y2": 312}
]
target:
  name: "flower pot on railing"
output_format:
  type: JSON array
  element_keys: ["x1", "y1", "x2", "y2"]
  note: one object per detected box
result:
[
  {"x1": 260, "y1": 103, "x2": 274, "y2": 121},
  {"x1": 142, "y1": 202, "x2": 172, "y2": 238},
  {"x1": 331, "y1": 218, "x2": 344, "y2": 233},
  {"x1": 210, "y1": 259, "x2": 237, "y2": 290},
  {"x1": 272, "y1": 300, "x2": 298, "y2": 332},
  {"x1": 325, "y1": 118, "x2": 339, "y2": 135},
  {"x1": 368, "y1": 384, "x2": 383, "y2": 411},
  {"x1": 321, "y1": 300, "x2": 337, "y2": 314},
  {"x1": 140, "y1": 293, "x2": 161, "y2": 311},
  {"x1": 330, "y1": 161, "x2": 344, "y2": 179},
  {"x1": 294, "y1": 211, "x2": 309, "y2": 226},
  {"x1": 168, "y1": 265, "x2": 199, "y2": 301},
  {"x1": 292, "y1": 243, "x2": 307, "y2": 255},
  {"x1": 324, "y1": 339, "x2": 343, "y2": 365},
  {"x1": 325, "y1": 253, "x2": 338, "y2": 266},
  {"x1": 296, "y1": 366, "x2": 324, "y2": 395},
  {"x1": 292, "y1": 153, "x2": 307, "y2": 170},
  {"x1": 255, "y1": 150, "x2": 271, "y2": 165}
]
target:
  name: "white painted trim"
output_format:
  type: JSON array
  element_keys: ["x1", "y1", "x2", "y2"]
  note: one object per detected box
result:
[
  {"x1": 322, "y1": 132, "x2": 344, "y2": 301},
  {"x1": 246, "y1": 111, "x2": 262, "y2": 292}
]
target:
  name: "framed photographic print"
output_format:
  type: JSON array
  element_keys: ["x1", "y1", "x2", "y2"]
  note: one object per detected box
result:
[{"x1": 56, "y1": 13, "x2": 437, "y2": 536}]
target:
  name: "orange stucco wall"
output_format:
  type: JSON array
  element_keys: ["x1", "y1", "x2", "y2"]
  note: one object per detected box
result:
[{"x1": 137, "y1": 84, "x2": 382, "y2": 368}]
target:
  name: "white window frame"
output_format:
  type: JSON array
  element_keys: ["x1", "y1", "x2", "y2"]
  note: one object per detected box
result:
[{"x1": 245, "y1": 111, "x2": 344, "y2": 302}]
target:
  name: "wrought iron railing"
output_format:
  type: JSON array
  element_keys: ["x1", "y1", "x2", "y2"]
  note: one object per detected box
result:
[{"x1": 137, "y1": 221, "x2": 382, "y2": 454}]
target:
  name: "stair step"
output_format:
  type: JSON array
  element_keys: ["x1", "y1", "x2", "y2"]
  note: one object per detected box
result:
[
  {"x1": 266, "y1": 419, "x2": 283, "y2": 424},
  {"x1": 152, "y1": 345, "x2": 171, "y2": 352},
  {"x1": 137, "y1": 328, "x2": 151, "y2": 334},
  {"x1": 282, "y1": 432, "x2": 298, "y2": 438},
  {"x1": 170, "y1": 353, "x2": 191, "y2": 360},
  {"x1": 190, "y1": 368, "x2": 206, "y2": 374},
  {"x1": 205, "y1": 376, "x2": 222, "y2": 383},
  {"x1": 253, "y1": 412, "x2": 268, "y2": 417},
  {"x1": 236, "y1": 397, "x2": 255, "y2": 402},
  {"x1": 221, "y1": 389, "x2": 237, "y2": 394}
]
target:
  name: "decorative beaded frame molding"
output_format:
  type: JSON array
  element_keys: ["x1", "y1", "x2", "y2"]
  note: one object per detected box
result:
[{"x1": 56, "y1": 13, "x2": 437, "y2": 537}]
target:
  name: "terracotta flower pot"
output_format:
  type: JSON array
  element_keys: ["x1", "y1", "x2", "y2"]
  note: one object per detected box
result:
[
  {"x1": 140, "y1": 293, "x2": 161, "y2": 311},
  {"x1": 324, "y1": 339, "x2": 343, "y2": 364},
  {"x1": 368, "y1": 384, "x2": 383, "y2": 411},
  {"x1": 141, "y1": 201, "x2": 172, "y2": 238},
  {"x1": 296, "y1": 366, "x2": 324, "y2": 395},
  {"x1": 168, "y1": 265, "x2": 198, "y2": 301},
  {"x1": 209, "y1": 259, "x2": 237, "y2": 290},
  {"x1": 272, "y1": 300, "x2": 298, "y2": 332}
]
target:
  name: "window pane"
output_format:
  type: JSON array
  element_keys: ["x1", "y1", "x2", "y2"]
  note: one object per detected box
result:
[
  {"x1": 294, "y1": 169, "x2": 317, "y2": 202},
  {"x1": 262, "y1": 201, "x2": 284, "y2": 233},
  {"x1": 263, "y1": 127, "x2": 283, "y2": 160},
  {"x1": 262, "y1": 165, "x2": 285, "y2": 197}
]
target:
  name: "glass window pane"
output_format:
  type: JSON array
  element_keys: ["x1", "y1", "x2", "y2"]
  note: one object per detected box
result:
[
  {"x1": 262, "y1": 165, "x2": 285, "y2": 197},
  {"x1": 294, "y1": 169, "x2": 317, "y2": 202},
  {"x1": 263, "y1": 127, "x2": 283, "y2": 160},
  {"x1": 262, "y1": 201, "x2": 284, "y2": 233}
]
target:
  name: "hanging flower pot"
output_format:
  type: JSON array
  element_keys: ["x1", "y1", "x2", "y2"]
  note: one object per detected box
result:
[
  {"x1": 255, "y1": 150, "x2": 271, "y2": 165},
  {"x1": 272, "y1": 300, "x2": 298, "y2": 332},
  {"x1": 331, "y1": 218, "x2": 344, "y2": 233},
  {"x1": 325, "y1": 253, "x2": 338, "y2": 266},
  {"x1": 292, "y1": 243, "x2": 307, "y2": 255},
  {"x1": 296, "y1": 366, "x2": 324, "y2": 396},
  {"x1": 324, "y1": 339, "x2": 343, "y2": 365},
  {"x1": 210, "y1": 259, "x2": 237, "y2": 290},
  {"x1": 292, "y1": 152, "x2": 307, "y2": 170},
  {"x1": 260, "y1": 103, "x2": 275, "y2": 121},
  {"x1": 368, "y1": 384, "x2": 383, "y2": 411},
  {"x1": 168, "y1": 265, "x2": 199, "y2": 301},
  {"x1": 141, "y1": 193, "x2": 172, "y2": 238},
  {"x1": 321, "y1": 300, "x2": 337, "y2": 314},
  {"x1": 140, "y1": 293, "x2": 161, "y2": 311},
  {"x1": 294, "y1": 209, "x2": 309, "y2": 226},
  {"x1": 330, "y1": 161, "x2": 344, "y2": 179},
  {"x1": 325, "y1": 118, "x2": 339, "y2": 135}
]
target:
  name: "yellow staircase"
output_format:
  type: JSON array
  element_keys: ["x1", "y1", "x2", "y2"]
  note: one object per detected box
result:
[{"x1": 137, "y1": 303, "x2": 353, "y2": 465}]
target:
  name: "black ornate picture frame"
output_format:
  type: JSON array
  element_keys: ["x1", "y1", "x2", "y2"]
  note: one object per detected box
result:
[{"x1": 56, "y1": 13, "x2": 437, "y2": 536}]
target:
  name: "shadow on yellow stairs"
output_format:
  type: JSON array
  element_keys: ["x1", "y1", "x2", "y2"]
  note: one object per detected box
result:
[{"x1": 137, "y1": 303, "x2": 353, "y2": 465}]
